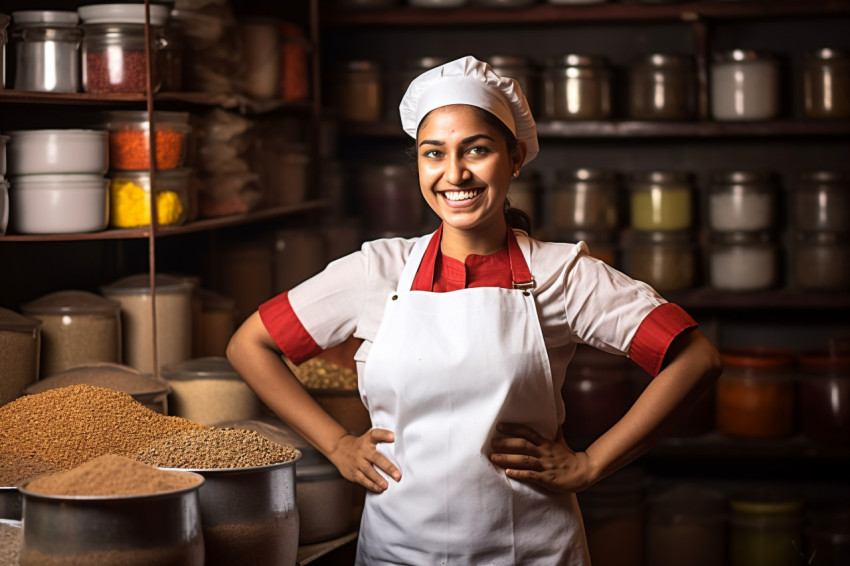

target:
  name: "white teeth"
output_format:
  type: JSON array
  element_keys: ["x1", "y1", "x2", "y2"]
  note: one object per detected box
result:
[{"x1": 443, "y1": 189, "x2": 481, "y2": 201}]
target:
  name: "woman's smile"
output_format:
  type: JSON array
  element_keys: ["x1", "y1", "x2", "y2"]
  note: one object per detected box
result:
[{"x1": 439, "y1": 187, "x2": 485, "y2": 207}]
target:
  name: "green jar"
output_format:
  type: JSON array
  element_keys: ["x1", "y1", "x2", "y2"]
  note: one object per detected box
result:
[
  {"x1": 628, "y1": 171, "x2": 693, "y2": 231},
  {"x1": 729, "y1": 497, "x2": 804, "y2": 566}
]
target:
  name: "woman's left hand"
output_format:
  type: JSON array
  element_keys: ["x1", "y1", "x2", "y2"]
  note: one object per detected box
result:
[{"x1": 489, "y1": 423, "x2": 594, "y2": 493}]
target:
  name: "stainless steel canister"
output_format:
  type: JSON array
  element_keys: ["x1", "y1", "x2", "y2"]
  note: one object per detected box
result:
[
  {"x1": 11, "y1": 11, "x2": 81, "y2": 93},
  {"x1": 164, "y1": 461, "x2": 300, "y2": 566}
]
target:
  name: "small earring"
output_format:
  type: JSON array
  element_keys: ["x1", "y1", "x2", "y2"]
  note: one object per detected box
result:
[{"x1": 512, "y1": 170, "x2": 520, "y2": 178}]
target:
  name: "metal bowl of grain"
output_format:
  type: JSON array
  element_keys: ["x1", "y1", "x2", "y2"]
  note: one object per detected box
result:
[{"x1": 17, "y1": 455, "x2": 205, "y2": 566}]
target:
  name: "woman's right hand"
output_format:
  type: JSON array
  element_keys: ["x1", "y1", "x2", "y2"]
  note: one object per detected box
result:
[{"x1": 328, "y1": 428, "x2": 401, "y2": 493}]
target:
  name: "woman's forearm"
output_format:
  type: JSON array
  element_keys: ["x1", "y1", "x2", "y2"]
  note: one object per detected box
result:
[
  {"x1": 583, "y1": 329, "x2": 723, "y2": 486},
  {"x1": 226, "y1": 312, "x2": 352, "y2": 460}
]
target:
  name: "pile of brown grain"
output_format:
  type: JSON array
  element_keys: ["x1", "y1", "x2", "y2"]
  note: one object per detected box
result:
[
  {"x1": 135, "y1": 427, "x2": 301, "y2": 469},
  {"x1": 24, "y1": 454, "x2": 203, "y2": 497}
]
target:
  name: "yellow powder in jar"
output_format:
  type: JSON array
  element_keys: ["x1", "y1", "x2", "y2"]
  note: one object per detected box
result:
[
  {"x1": 630, "y1": 188, "x2": 692, "y2": 231},
  {"x1": 110, "y1": 180, "x2": 184, "y2": 228}
]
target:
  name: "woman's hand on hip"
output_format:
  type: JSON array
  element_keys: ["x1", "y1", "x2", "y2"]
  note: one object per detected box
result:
[
  {"x1": 328, "y1": 428, "x2": 401, "y2": 493},
  {"x1": 489, "y1": 423, "x2": 594, "y2": 493}
]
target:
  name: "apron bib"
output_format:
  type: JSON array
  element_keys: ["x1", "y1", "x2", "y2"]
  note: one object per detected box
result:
[{"x1": 356, "y1": 232, "x2": 589, "y2": 566}]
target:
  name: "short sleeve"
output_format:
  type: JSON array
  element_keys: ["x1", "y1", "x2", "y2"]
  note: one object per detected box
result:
[{"x1": 259, "y1": 250, "x2": 369, "y2": 364}]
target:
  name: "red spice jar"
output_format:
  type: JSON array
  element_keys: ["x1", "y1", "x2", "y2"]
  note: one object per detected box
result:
[
  {"x1": 278, "y1": 22, "x2": 310, "y2": 102},
  {"x1": 81, "y1": 23, "x2": 163, "y2": 94},
  {"x1": 717, "y1": 346, "x2": 796, "y2": 439},
  {"x1": 798, "y1": 351, "x2": 850, "y2": 449},
  {"x1": 102, "y1": 110, "x2": 191, "y2": 171}
]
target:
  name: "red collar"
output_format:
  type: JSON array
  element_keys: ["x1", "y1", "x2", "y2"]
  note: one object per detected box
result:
[{"x1": 410, "y1": 224, "x2": 533, "y2": 292}]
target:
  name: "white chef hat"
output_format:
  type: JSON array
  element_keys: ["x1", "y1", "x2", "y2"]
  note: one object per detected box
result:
[{"x1": 399, "y1": 55, "x2": 539, "y2": 164}]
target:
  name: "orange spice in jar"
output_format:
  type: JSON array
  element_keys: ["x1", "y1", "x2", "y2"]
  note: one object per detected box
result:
[
  {"x1": 102, "y1": 110, "x2": 191, "y2": 171},
  {"x1": 717, "y1": 346, "x2": 796, "y2": 439},
  {"x1": 278, "y1": 22, "x2": 310, "y2": 102}
]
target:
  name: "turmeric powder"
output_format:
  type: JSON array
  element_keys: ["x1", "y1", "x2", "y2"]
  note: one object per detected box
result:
[{"x1": 110, "y1": 179, "x2": 184, "y2": 228}]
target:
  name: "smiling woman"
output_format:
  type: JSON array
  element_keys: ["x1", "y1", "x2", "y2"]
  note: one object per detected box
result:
[{"x1": 226, "y1": 55, "x2": 722, "y2": 566}]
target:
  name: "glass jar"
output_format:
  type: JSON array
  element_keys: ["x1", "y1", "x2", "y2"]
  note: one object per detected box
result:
[
  {"x1": 620, "y1": 229, "x2": 697, "y2": 293},
  {"x1": 278, "y1": 22, "x2": 310, "y2": 102},
  {"x1": 729, "y1": 496, "x2": 803, "y2": 566},
  {"x1": 577, "y1": 466, "x2": 645, "y2": 566},
  {"x1": 803, "y1": 48, "x2": 850, "y2": 119},
  {"x1": 795, "y1": 171, "x2": 850, "y2": 232},
  {"x1": 543, "y1": 54, "x2": 612, "y2": 121},
  {"x1": 399, "y1": 56, "x2": 449, "y2": 98},
  {"x1": 708, "y1": 171, "x2": 777, "y2": 232},
  {"x1": 356, "y1": 163, "x2": 422, "y2": 237},
  {"x1": 21, "y1": 290, "x2": 122, "y2": 377},
  {"x1": 552, "y1": 168, "x2": 620, "y2": 232},
  {"x1": 562, "y1": 345, "x2": 632, "y2": 449},
  {"x1": 0, "y1": 307, "x2": 41, "y2": 406},
  {"x1": 486, "y1": 55, "x2": 538, "y2": 115},
  {"x1": 711, "y1": 49, "x2": 780, "y2": 121},
  {"x1": 11, "y1": 11, "x2": 81, "y2": 93},
  {"x1": 629, "y1": 53, "x2": 697, "y2": 121},
  {"x1": 1, "y1": 13, "x2": 9, "y2": 88},
  {"x1": 646, "y1": 485, "x2": 727, "y2": 566},
  {"x1": 108, "y1": 168, "x2": 191, "y2": 228},
  {"x1": 102, "y1": 110, "x2": 192, "y2": 171},
  {"x1": 793, "y1": 231, "x2": 850, "y2": 291},
  {"x1": 100, "y1": 274, "x2": 193, "y2": 375},
  {"x1": 798, "y1": 351, "x2": 850, "y2": 449},
  {"x1": 263, "y1": 143, "x2": 310, "y2": 207},
  {"x1": 81, "y1": 22, "x2": 163, "y2": 94},
  {"x1": 627, "y1": 171, "x2": 694, "y2": 231},
  {"x1": 709, "y1": 231, "x2": 778, "y2": 291},
  {"x1": 336, "y1": 60, "x2": 383, "y2": 122},
  {"x1": 159, "y1": 19, "x2": 184, "y2": 92},
  {"x1": 717, "y1": 346, "x2": 796, "y2": 438}
]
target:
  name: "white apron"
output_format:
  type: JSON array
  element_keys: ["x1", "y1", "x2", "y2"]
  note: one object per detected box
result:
[{"x1": 355, "y1": 231, "x2": 590, "y2": 566}]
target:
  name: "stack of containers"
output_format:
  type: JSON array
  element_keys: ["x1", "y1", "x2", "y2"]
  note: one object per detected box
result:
[
  {"x1": 791, "y1": 171, "x2": 850, "y2": 291},
  {"x1": 5, "y1": 129, "x2": 109, "y2": 234},
  {"x1": 621, "y1": 171, "x2": 697, "y2": 293},
  {"x1": 549, "y1": 168, "x2": 620, "y2": 266},
  {"x1": 101, "y1": 110, "x2": 192, "y2": 228},
  {"x1": 706, "y1": 171, "x2": 780, "y2": 292}
]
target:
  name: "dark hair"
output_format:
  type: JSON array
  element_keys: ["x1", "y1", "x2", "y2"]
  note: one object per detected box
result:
[{"x1": 410, "y1": 105, "x2": 532, "y2": 233}]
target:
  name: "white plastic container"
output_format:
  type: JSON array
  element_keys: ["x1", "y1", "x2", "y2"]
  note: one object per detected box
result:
[
  {"x1": 711, "y1": 50, "x2": 780, "y2": 121},
  {"x1": 8, "y1": 174, "x2": 109, "y2": 234},
  {"x1": 7, "y1": 129, "x2": 108, "y2": 175},
  {"x1": 77, "y1": 3, "x2": 169, "y2": 25}
]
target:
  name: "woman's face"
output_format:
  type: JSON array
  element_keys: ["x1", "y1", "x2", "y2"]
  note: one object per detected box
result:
[{"x1": 416, "y1": 105, "x2": 522, "y2": 234}]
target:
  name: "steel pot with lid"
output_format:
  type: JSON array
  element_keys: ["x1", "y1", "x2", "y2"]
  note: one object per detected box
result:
[
  {"x1": 24, "y1": 362, "x2": 171, "y2": 414},
  {"x1": 22, "y1": 290, "x2": 122, "y2": 377},
  {"x1": 0, "y1": 307, "x2": 41, "y2": 407}
]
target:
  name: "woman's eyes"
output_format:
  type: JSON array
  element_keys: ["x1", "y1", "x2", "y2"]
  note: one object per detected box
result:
[
  {"x1": 422, "y1": 146, "x2": 491, "y2": 159},
  {"x1": 468, "y1": 146, "x2": 490, "y2": 156}
]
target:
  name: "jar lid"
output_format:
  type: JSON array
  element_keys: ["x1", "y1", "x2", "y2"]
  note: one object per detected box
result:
[
  {"x1": 161, "y1": 356, "x2": 240, "y2": 381},
  {"x1": 341, "y1": 60, "x2": 380, "y2": 73},
  {"x1": 730, "y1": 497, "x2": 803, "y2": 516},
  {"x1": 710, "y1": 170, "x2": 775, "y2": 185},
  {"x1": 404, "y1": 56, "x2": 449, "y2": 71},
  {"x1": 806, "y1": 47, "x2": 850, "y2": 61},
  {"x1": 627, "y1": 170, "x2": 691, "y2": 186},
  {"x1": 21, "y1": 290, "x2": 121, "y2": 316},
  {"x1": 799, "y1": 170, "x2": 850, "y2": 185},
  {"x1": 78, "y1": 4, "x2": 170, "y2": 26},
  {"x1": 713, "y1": 49, "x2": 777, "y2": 63},
  {"x1": 798, "y1": 350, "x2": 850, "y2": 374},
  {"x1": 638, "y1": 53, "x2": 694, "y2": 67},
  {"x1": 12, "y1": 11, "x2": 79, "y2": 26},
  {"x1": 720, "y1": 345, "x2": 795, "y2": 369},
  {"x1": 795, "y1": 230, "x2": 850, "y2": 245},
  {"x1": 8, "y1": 129, "x2": 108, "y2": 142},
  {"x1": 0, "y1": 306, "x2": 41, "y2": 333},
  {"x1": 101, "y1": 273, "x2": 193, "y2": 296},
  {"x1": 648, "y1": 485, "x2": 727, "y2": 522},
  {"x1": 625, "y1": 228, "x2": 695, "y2": 245},
  {"x1": 25, "y1": 362, "x2": 170, "y2": 396},
  {"x1": 101, "y1": 110, "x2": 191, "y2": 128},
  {"x1": 9, "y1": 174, "x2": 109, "y2": 188},
  {"x1": 556, "y1": 168, "x2": 617, "y2": 183},
  {"x1": 486, "y1": 55, "x2": 532, "y2": 68},
  {"x1": 547, "y1": 54, "x2": 607, "y2": 68},
  {"x1": 710, "y1": 230, "x2": 773, "y2": 246},
  {"x1": 108, "y1": 168, "x2": 192, "y2": 183}
]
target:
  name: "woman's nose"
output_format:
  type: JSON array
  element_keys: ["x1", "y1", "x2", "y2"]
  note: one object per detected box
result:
[{"x1": 445, "y1": 154, "x2": 470, "y2": 185}]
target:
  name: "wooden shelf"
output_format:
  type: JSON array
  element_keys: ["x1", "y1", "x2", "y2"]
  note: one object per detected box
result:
[
  {"x1": 340, "y1": 119, "x2": 850, "y2": 139},
  {"x1": 322, "y1": 0, "x2": 850, "y2": 27},
  {"x1": 297, "y1": 531, "x2": 358, "y2": 565},
  {"x1": 0, "y1": 200, "x2": 328, "y2": 242},
  {"x1": 650, "y1": 432, "x2": 850, "y2": 461}
]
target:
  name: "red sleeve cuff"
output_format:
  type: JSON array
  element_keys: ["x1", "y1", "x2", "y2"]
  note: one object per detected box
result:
[
  {"x1": 629, "y1": 303, "x2": 698, "y2": 377},
  {"x1": 258, "y1": 291, "x2": 322, "y2": 365}
]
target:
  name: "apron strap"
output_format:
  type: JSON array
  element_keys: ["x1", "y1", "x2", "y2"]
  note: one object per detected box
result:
[{"x1": 398, "y1": 226, "x2": 536, "y2": 293}]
